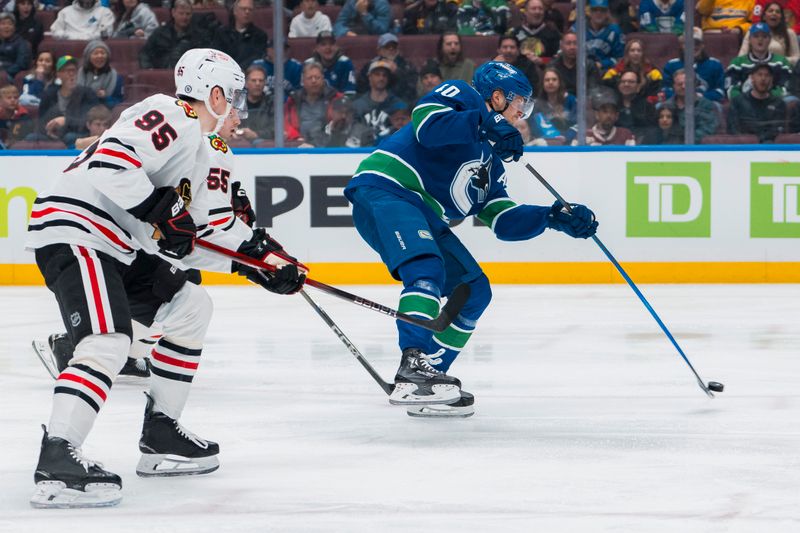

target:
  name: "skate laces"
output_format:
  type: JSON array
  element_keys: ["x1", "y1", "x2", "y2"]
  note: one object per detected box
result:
[
  {"x1": 134, "y1": 359, "x2": 148, "y2": 372},
  {"x1": 174, "y1": 420, "x2": 209, "y2": 449},
  {"x1": 418, "y1": 349, "x2": 446, "y2": 374},
  {"x1": 68, "y1": 444, "x2": 102, "y2": 472}
]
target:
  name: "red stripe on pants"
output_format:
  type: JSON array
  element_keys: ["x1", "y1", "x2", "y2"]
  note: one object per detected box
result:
[{"x1": 78, "y1": 246, "x2": 108, "y2": 334}]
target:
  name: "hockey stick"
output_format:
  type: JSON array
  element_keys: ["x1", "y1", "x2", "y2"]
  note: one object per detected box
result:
[
  {"x1": 195, "y1": 238, "x2": 471, "y2": 333},
  {"x1": 297, "y1": 287, "x2": 394, "y2": 395},
  {"x1": 524, "y1": 162, "x2": 722, "y2": 398}
]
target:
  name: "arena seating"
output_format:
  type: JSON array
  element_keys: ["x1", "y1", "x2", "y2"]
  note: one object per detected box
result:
[{"x1": 700, "y1": 134, "x2": 760, "y2": 144}]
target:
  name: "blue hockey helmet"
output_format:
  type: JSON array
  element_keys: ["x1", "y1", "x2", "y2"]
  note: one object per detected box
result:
[{"x1": 472, "y1": 61, "x2": 534, "y2": 119}]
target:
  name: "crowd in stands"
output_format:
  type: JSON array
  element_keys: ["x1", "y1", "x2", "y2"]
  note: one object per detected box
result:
[{"x1": 2, "y1": 0, "x2": 800, "y2": 149}]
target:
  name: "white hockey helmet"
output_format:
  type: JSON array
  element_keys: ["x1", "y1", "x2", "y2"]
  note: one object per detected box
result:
[{"x1": 174, "y1": 48, "x2": 247, "y2": 133}]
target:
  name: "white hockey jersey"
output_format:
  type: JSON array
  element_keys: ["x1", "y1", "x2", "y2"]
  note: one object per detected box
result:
[{"x1": 27, "y1": 94, "x2": 211, "y2": 265}]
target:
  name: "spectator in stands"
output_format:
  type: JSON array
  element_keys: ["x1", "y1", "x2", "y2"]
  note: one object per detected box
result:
[
  {"x1": 416, "y1": 58, "x2": 442, "y2": 99},
  {"x1": 333, "y1": 0, "x2": 391, "y2": 37},
  {"x1": 436, "y1": 31, "x2": 475, "y2": 83},
  {"x1": 494, "y1": 34, "x2": 541, "y2": 96},
  {"x1": 602, "y1": 38, "x2": 663, "y2": 100},
  {"x1": 739, "y1": 2, "x2": 800, "y2": 65},
  {"x1": 352, "y1": 58, "x2": 402, "y2": 143},
  {"x1": 307, "y1": 30, "x2": 356, "y2": 95},
  {"x1": 112, "y1": 0, "x2": 159, "y2": 39},
  {"x1": 726, "y1": 22, "x2": 793, "y2": 99},
  {"x1": 642, "y1": 105, "x2": 683, "y2": 143},
  {"x1": 74, "y1": 104, "x2": 111, "y2": 150},
  {"x1": 388, "y1": 100, "x2": 411, "y2": 132},
  {"x1": 19, "y1": 50, "x2": 54, "y2": 107},
  {"x1": 550, "y1": 30, "x2": 601, "y2": 95},
  {"x1": 0, "y1": 12, "x2": 30, "y2": 84},
  {"x1": 513, "y1": 117, "x2": 543, "y2": 145},
  {"x1": 51, "y1": 0, "x2": 115, "y2": 40},
  {"x1": 530, "y1": 66, "x2": 576, "y2": 142},
  {"x1": 0, "y1": 84, "x2": 31, "y2": 148},
  {"x1": 140, "y1": 0, "x2": 200, "y2": 69},
  {"x1": 658, "y1": 68, "x2": 719, "y2": 140},
  {"x1": 13, "y1": 0, "x2": 42, "y2": 56},
  {"x1": 791, "y1": 56, "x2": 800, "y2": 96},
  {"x1": 236, "y1": 64, "x2": 276, "y2": 143},
  {"x1": 662, "y1": 28, "x2": 726, "y2": 102},
  {"x1": 37, "y1": 55, "x2": 99, "y2": 148},
  {"x1": 728, "y1": 62, "x2": 787, "y2": 140},
  {"x1": 251, "y1": 39, "x2": 303, "y2": 100},
  {"x1": 214, "y1": 0, "x2": 268, "y2": 69},
  {"x1": 615, "y1": 69, "x2": 657, "y2": 141},
  {"x1": 753, "y1": 0, "x2": 800, "y2": 34},
  {"x1": 507, "y1": 0, "x2": 561, "y2": 63},
  {"x1": 286, "y1": 61, "x2": 341, "y2": 144},
  {"x1": 403, "y1": 0, "x2": 459, "y2": 35},
  {"x1": 698, "y1": 0, "x2": 754, "y2": 35},
  {"x1": 638, "y1": 0, "x2": 685, "y2": 34},
  {"x1": 77, "y1": 40, "x2": 124, "y2": 109},
  {"x1": 575, "y1": 88, "x2": 636, "y2": 145},
  {"x1": 542, "y1": 0, "x2": 566, "y2": 32},
  {"x1": 289, "y1": 0, "x2": 332, "y2": 38},
  {"x1": 318, "y1": 95, "x2": 374, "y2": 147},
  {"x1": 356, "y1": 33, "x2": 418, "y2": 103},
  {"x1": 457, "y1": 0, "x2": 511, "y2": 36},
  {"x1": 582, "y1": 0, "x2": 625, "y2": 73}
]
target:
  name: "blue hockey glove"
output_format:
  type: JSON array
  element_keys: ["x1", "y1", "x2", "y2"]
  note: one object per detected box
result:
[
  {"x1": 480, "y1": 111, "x2": 523, "y2": 162},
  {"x1": 546, "y1": 201, "x2": 598, "y2": 239}
]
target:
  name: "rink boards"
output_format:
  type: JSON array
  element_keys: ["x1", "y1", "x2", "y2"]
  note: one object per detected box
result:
[{"x1": 1, "y1": 146, "x2": 799, "y2": 284}]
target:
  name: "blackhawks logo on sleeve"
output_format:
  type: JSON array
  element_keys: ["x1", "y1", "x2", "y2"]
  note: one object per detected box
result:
[
  {"x1": 175, "y1": 99, "x2": 198, "y2": 119},
  {"x1": 208, "y1": 134, "x2": 229, "y2": 153}
]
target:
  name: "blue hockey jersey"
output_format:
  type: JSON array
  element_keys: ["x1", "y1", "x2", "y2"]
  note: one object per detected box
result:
[
  {"x1": 344, "y1": 80, "x2": 550, "y2": 241},
  {"x1": 250, "y1": 58, "x2": 303, "y2": 100},
  {"x1": 638, "y1": 0, "x2": 685, "y2": 34}
]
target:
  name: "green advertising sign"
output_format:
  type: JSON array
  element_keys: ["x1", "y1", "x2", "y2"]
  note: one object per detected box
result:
[
  {"x1": 751, "y1": 162, "x2": 800, "y2": 238},
  {"x1": 626, "y1": 162, "x2": 711, "y2": 237}
]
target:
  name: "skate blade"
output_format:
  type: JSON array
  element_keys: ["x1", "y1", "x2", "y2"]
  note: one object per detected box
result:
[
  {"x1": 407, "y1": 404, "x2": 475, "y2": 418},
  {"x1": 31, "y1": 340, "x2": 59, "y2": 380},
  {"x1": 30, "y1": 480, "x2": 122, "y2": 509},
  {"x1": 388, "y1": 383, "x2": 461, "y2": 406},
  {"x1": 136, "y1": 453, "x2": 219, "y2": 477}
]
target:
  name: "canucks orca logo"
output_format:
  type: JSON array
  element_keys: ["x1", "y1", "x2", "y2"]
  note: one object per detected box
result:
[{"x1": 450, "y1": 156, "x2": 492, "y2": 215}]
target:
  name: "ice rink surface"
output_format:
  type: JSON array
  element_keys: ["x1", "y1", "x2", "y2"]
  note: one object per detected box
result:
[{"x1": 1, "y1": 284, "x2": 798, "y2": 532}]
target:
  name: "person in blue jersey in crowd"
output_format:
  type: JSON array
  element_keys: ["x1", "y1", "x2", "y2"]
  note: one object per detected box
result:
[{"x1": 344, "y1": 61, "x2": 598, "y2": 418}]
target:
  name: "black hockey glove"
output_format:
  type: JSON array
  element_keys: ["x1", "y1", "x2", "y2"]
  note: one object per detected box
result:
[
  {"x1": 130, "y1": 187, "x2": 196, "y2": 259},
  {"x1": 480, "y1": 110, "x2": 523, "y2": 162},
  {"x1": 233, "y1": 228, "x2": 306, "y2": 295},
  {"x1": 231, "y1": 181, "x2": 256, "y2": 228},
  {"x1": 546, "y1": 201, "x2": 598, "y2": 239}
]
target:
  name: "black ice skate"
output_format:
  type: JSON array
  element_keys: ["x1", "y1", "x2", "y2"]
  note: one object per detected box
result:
[
  {"x1": 136, "y1": 393, "x2": 219, "y2": 477},
  {"x1": 33, "y1": 333, "x2": 151, "y2": 381},
  {"x1": 407, "y1": 390, "x2": 475, "y2": 418},
  {"x1": 388, "y1": 348, "x2": 462, "y2": 406},
  {"x1": 30, "y1": 425, "x2": 122, "y2": 509},
  {"x1": 119, "y1": 356, "x2": 151, "y2": 379}
]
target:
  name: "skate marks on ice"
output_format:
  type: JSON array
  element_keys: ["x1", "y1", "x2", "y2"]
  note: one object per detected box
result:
[{"x1": 0, "y1": 285, "x2": 799, "y2": 531}]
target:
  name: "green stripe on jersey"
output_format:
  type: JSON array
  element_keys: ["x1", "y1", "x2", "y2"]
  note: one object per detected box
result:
[
  {"x1": 433, "y1": 324, "x2": 473, "y2": 350},
  {"x1": 398, "y1": 292, "x2": 440, "y2": 320},
  {"x1": 354, "y1": 150, "x2": 446, "y2": 220},
  {"x1": 411, "y1": 103, "x2": 451, "y2": 136},
  {"x1": 477, "y1": 198, "x2": 518, "y2": 231}
]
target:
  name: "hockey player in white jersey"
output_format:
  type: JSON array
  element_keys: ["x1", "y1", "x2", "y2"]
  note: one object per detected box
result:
[{"x1": 27, "y1": 48, "x2": 253, "y2": 509}]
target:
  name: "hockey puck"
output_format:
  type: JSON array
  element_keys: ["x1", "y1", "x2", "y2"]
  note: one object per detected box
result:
[{"x1": 707, "y1": 381, "x2": 724, "y2": 392}]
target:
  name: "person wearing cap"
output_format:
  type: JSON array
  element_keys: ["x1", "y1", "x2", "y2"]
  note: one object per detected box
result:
[
  {"x1": 318, "y1": 95, "x2": 375, "y2": 147},
  {"x1": 77, "y1": 40, "x2": 125, "y2": 109},
  {"x1": 697, "y1": 0, "x2": 755, "y2": 35},
  {"x1": 638, "y1": 0, "x2": 686, "y2": 34},
  {"x1": 356, "y1": 33, "x2": 418, "y2": 102},
  {"x1": 579, "y1": 0, "x2": 624, "y2": 73},
  {"x1": 212, "y1": 0, "x2": 268, "y2": 70},
  {"x1": 726, "y1": 21, "x2": 793, "y2": 99},
  {"x1": 333, "y1": 0, "x2": 391, "y2": 37},
  {"x1": 35, "y1": 55, "x2": 99, "y2": 147},
  {"x1": 506, "y1": 0, "x2": 561, "y2": 62},
  {"x1": 0, "y1": 12, "x2": 31, "y2": 84},
  {"x1": 50, "y1": 0, "x2": 114, "y2": 41},
  {"x1": 416, "y1": 58, "x2": 443, "y2": 99},
  {"x1": 290, "y1": 0, "x2": 333, "y2": 38},
  {"x1": 306, "y1": 30, "x2": 357, "y2": 95},
  {"x1": 576, "y1": 88, "x2": 636, "y2": 145},
  {"x1": 139, "y1": 0, "x2": 202, "y2": 69},
  {"x1": 661, "y1": 27, "x2": 726, "y2": 102},
  {"x1": 657, "y1": 68, "x2": 720, "y2": 140},
  {"x1": 740, "y1": 1, "x2": 799, "y2": 64},
  {"x1": 728, "y1": 62, "x2": 788, "y2": 141},
  {"x1": 352, "y1": 58, "x2": 403, "y2": 143},
  {"x1": 403, "y1": 0, "x2": 459, "y2": 35},
  {"x1": 251, "y1": 39, "x2": 304, "y2": 100}
]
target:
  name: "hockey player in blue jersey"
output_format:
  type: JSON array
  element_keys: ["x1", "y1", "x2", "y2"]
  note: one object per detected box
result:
[{"x1": 344, "y1": 61, "x2": 598, "y2": 417}]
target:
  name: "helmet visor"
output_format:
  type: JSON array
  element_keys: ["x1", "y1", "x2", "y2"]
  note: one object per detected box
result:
[
  {"x1": 231, "y1": 88, "x2": 248, "y2": 120},
  {"x1": 507, "y1": 92, "x2": 534, "y2": 120}
]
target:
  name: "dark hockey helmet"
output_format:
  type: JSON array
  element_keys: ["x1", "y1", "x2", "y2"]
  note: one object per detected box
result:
[{"x1": 472, "y1": 61, "x2": 534, "y2": 119}]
